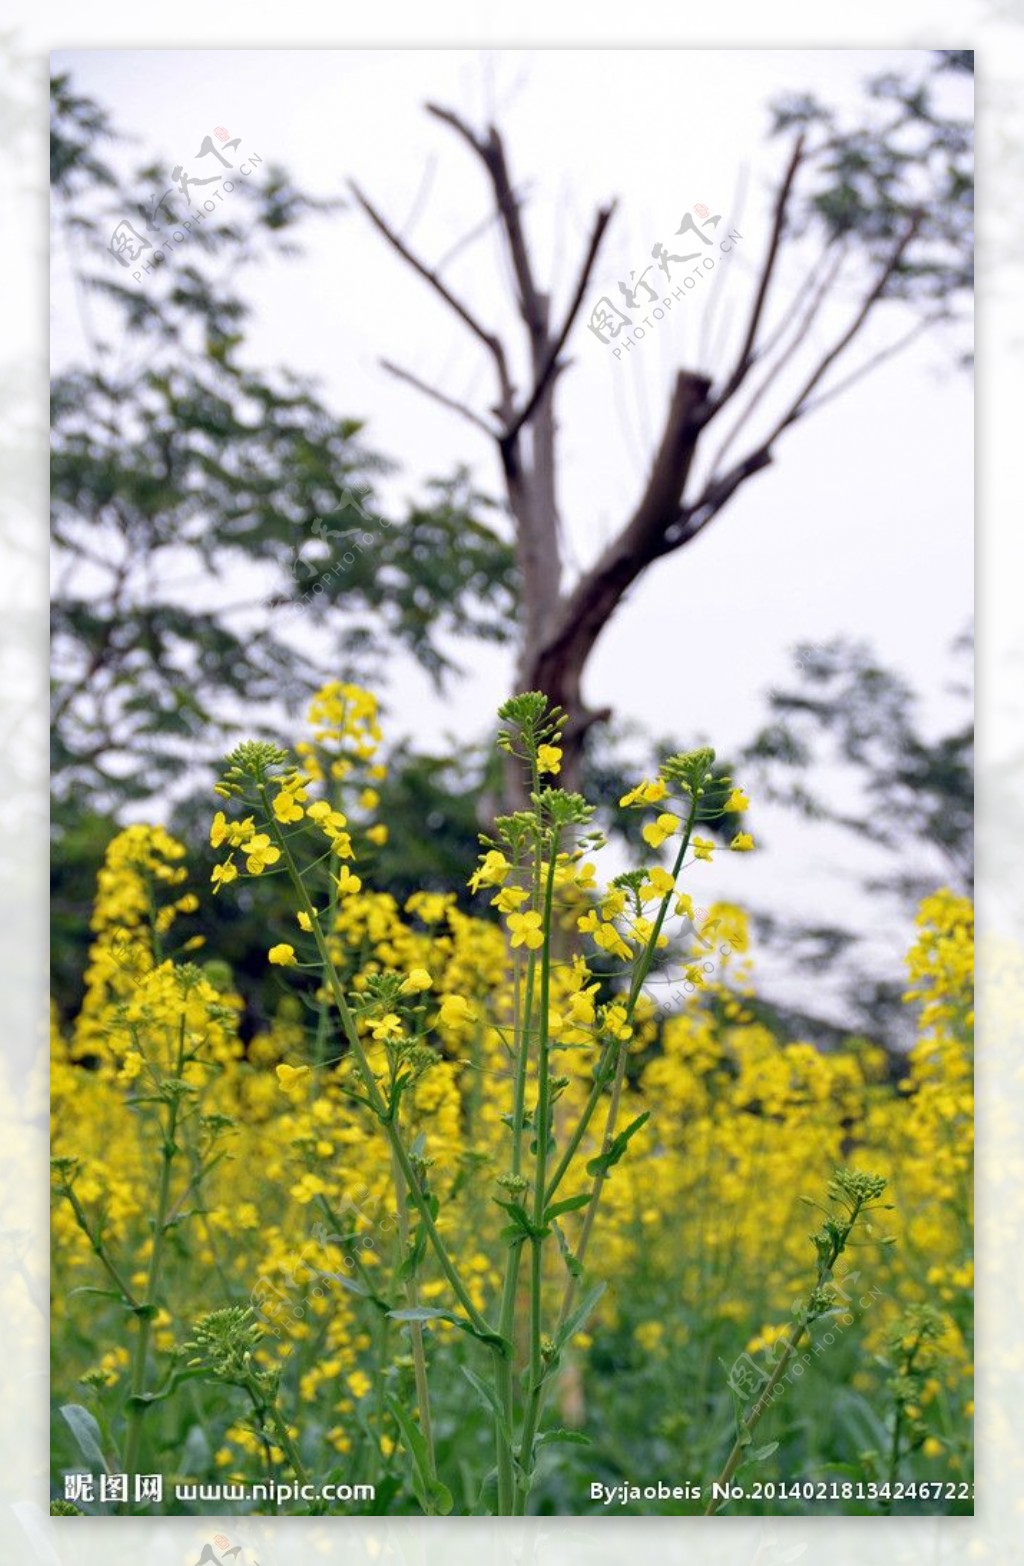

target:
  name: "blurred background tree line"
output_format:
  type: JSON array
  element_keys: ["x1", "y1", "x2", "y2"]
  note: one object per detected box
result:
[{"x1": 50, "y1": 56, "x2": 972, "y2": 1054}]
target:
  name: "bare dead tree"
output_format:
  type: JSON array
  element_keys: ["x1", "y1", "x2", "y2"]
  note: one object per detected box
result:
[{"x1": 350, "y1": 62, "x2": 971, "y2": 791}]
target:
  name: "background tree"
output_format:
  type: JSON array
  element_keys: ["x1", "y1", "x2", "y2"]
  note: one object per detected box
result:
[
  {"x1": 740, "y1": 628, "x2": 973, "y2": 1041},
  {"x1": 50, "y1": 74, "x2": 518, "y2": 818},
  {"x1": 350, "y1": 52, "x2": 972, "y2": 785},
  {"x1": 50, "y1": 74, "x2": 515, "y2": 1012}
]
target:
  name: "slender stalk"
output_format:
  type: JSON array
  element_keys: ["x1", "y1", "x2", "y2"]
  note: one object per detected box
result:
[
  {"x1": 312, "y1": 779, "x2": 344, "y2": 1067},
  {"x1": 492, "y1": 752, "x2": 545, "y2": 1514},
  {"x1": 261, "y1": 1394, "x2": 313, "y2": 1488},
  {"x1": 511, "y1": 951, "x2": 538, "y2": 1178},
  {"x1": 60, "y1": 1184, "x2": 140, "y2": 1311},
  {"x1": 886, "y1": 1402, "x2": 903, "y2": 1508},
  {"x1": 390, "y1": 1142, "x2": 437, "y2": 1487},
  {"x1": 704, "y1": 1189, "x2": 869, "y2": 1514},
  {"x1": 884, "y1": 1330, "x2": 924, "y2": 1509},
  {"x1": 493, "y1": 1352, "x2": 517, "y2": 1515},
  {"x1": 702, "y1": 1318, "x2": 810, "y2": 1513},
  {"x1": 515, "y1": 793, "x2": 704, "y2": 1500},
  {"x1": 494, "y1": 945, "x2": 537, "y2": 1513},
  {"x1": 542, "y1": 1039, "x2": 617, "y2": 1203},
  {"x1": 123, "y1": 1011, "x2": 187, "y2": 1490},
  {"x1": 513, "y1": 840, "x2": 560, "y2": 1510}
]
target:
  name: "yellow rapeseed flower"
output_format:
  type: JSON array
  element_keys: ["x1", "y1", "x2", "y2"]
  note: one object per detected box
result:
[
  {"x1": 620, "y1": 779, "x2": 668, "y2": 807},
  {"x1": 275, "y1": 1063, "x2": 310, "y2": 1090},
  {"x1": 242, "y1": 834, "x2": 281, "y2": 874},
  {"x1": 642, "y1": 813, "x2": 680, "y2": 849},
  {"x1": 211, "y1": 859, "x2": 238, "y2": 893},
  {"x1": 507, "y1": 910, "x2": 544, "y2": 950}
]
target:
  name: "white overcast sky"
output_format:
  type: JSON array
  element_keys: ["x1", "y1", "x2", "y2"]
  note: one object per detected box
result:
[{"x1": 50, "y1": 47, "x2": 974, "y2": 1023}]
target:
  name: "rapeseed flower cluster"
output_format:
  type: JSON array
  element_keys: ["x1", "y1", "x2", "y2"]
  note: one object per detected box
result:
[{"x1": 50, "y1": 687, "x2": 973, "y2": 1516}]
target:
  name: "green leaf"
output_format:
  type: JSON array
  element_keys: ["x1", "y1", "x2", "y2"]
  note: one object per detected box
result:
[
  {"x1": 544, "y1": 1192, "x2": 592, "y2": 1223},
  {"x1": 476, "y1": 1464, "x2": 499, "y2": 1516},
  {"x1": 387, "y1": 1306, "x2": 453, "y2": 1325},
  {"x1": 385, "y1": 1394, "x2": 453, "y2": 1515},
  {"x1": 386, "y1": 1306, "x2": 511, "y2": 1357},
  {"x1": 536, "y1": 1427, "x2": 593, "y2": 1448},
  {"x1": 586, "y1": 1111, "x2": 650, "y2": 1178},
  {"x1": 460, "y1": 1365, "x2": 511, "y2": 1444},
  {"x1": 65, "y1": 1285, "x2": 134, "y2": 1309},
  {"x1": 60, "y1": 1404, "x2": 106, "y2": 1470},
  {"x1": 319, "y1": 1270, "x2": 390, "y2": 1309},
  {"x1": 125, "y1": 1365, "x2": 207, "y2": 1409},
  {"x1": 493, "y1": 1197, "x2": 531, "y2": 1228},
  {"x1": 552, "y1": 1219, "x2": 583, "y2": 1280},
  {"x1": 431, "y1": 1480, "x2": 455, "y2": 1515},
  {"x1": 554, "y1": 1281, "x2": 606, "y2": 1353},
  {"x1": 493, "y1": 1198, "x2": 550, "y2": 1241},
  {"x1": 748, "y1": 1440, "x2": 779, "y2": 1462},
  {"x1": 395, "y1": 1225, "x2": 428, "y2": 1284}
]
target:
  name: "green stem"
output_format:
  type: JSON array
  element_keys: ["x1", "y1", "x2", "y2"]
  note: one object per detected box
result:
[
  {"x1": 885, "y1": 1333, "x2": 922, "y2": 1509},
  {"x1": 390, "y1": 1142, "x2": 437, "y2": 1487},
  {"x1": 491, "y1": 948, "x2": 532, "y2": 1508},
  {"x1": 704, "y1": 1194, "x2": 866, "y2": 1515},
  {"x1": 259, "y1": 1393, "x2": 312, "y2": 1488},
  {"x1": 703, "y1": 1319, "x2": 809, "y2": 1514},
  {"x1": 514, "y1": 795, "x2": 704, "y2": 1496},
  {"x1": 313, "y1": 796, "x2": 343, "y2": 1067},
  {"x1": 123, "y1": 1012, "x2": 187, "y2": 1493},
  {"x1": 511, "y1": 951, "x2": 537, "y2": 1179},
  {"x1": 542, "y1": 1040, "x2": 617, "y2": 1204},
  {"x1": 513, "y1": 838, "x2": 560, "y2": 1512},
  {"x1": 60, "y1": 1185, "x2": 140, "y2": 1311}
]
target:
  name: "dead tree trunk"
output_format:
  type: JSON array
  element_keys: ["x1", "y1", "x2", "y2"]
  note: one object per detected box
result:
[{"x1": 351, "y1": 105, "x2": 923, "y2": 801}]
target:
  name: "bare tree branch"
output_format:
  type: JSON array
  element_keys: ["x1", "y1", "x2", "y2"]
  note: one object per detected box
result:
[
  {"x1": 426, "y1": 103, "x2": 548, "y2": 342},
  {"x1": 704, "y1": 239, "x2": 848, "y2": 478},
  {"x1": 752, "y1": 235, "x2": 847, "y2": 366},
  {"x1": 502, "y1": 201, "x2": 617, "y2": 445},
  {"x1": 380, "y1": 358, "x2": 499, "y2": 436},
  {"x1": 668, "y1": 446, "x2": 775, "y2": 552},
  {"x1": 435, "y1": 205, "x2": 504, "y2": 272},
  {"x1": 353, "y1": 96, "x2": 944, "y2": 796},
  {"x1": 762, "y1": 215, "x2": 922, "y2": 444},
  {"x1": 347, "y1": 178, "x2": 515, "y2": 409},
  {"x1": 528, "y1": 370, "x2": 713, "y2": 709},
  {"x1": 708, "y1": 134, "x2": 806, "y2": 415},
  {"x1": 671, "y1": 225, "x2": 923, "y2": 562},
  {"x1": 423, "y1": 101, "x2": 489, "y2": 161},
  {"x1": 797, "y1": 317, "x2": 933, "y2": 418}
]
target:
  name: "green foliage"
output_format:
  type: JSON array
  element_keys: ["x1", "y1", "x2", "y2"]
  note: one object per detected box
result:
[
  {"x1": 50, "y1": 75, "x2": 518, "y2": 817},
  {"x1": 769, "y1": 51, "x2": 972, "y2": 316},
  {"x1": 742, "y1": 631, "x2": 972, "y2": 1034}
]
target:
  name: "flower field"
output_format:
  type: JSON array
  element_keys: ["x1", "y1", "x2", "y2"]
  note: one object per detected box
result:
[{"x1": 51, "y1": 686, "x2": 974, "y2": 1516}]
